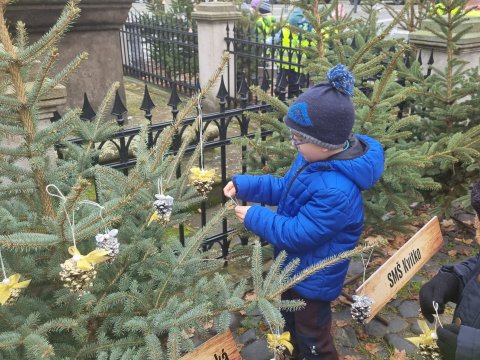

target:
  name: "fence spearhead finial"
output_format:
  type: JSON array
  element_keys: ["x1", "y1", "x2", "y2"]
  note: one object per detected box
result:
[
  {"x1": 167, "y1": 83, "x2": 182, "y2": 108},
  {"x1": 261, "y1": 69, "x2": 270, "y2": 92},
  {"x1": 216, "y1": 76, "x2": 229, "y2": 102},
  {"x1": 140, "y1": 84, "x2": 156, "y2": 113},
  {"x1": 111, "y1": 90, "x2": 128, "y2": 125},
  {"x1": 238, "y1": 73, "x2": 249, "y2": 99},
  {"x1": 80, "y1": 93, "x2": 96, "y2": 121}
]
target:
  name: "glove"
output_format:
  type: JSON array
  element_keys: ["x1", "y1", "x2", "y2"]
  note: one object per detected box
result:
[
  {"x1": 437, "y1": 324, "x2": 460, "y2": 360},
  {"x1": 472, "y1": 181, "x2": 480, "y2": 215},
  {"x1": 419, "y1": 272, "x2": 460, "y2": 322}
]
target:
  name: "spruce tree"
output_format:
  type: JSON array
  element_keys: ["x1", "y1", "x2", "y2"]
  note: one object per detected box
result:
[
  {"x1": 240, "y1": 0, "x2": 480, "y2": 231},
  {"x1": 0, "y1": 1, "x2": 374, "y2": 358}
]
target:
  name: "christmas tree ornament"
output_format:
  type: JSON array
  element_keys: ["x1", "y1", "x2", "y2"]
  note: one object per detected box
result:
[
  {"x1": 59, "y1": 247, "x2": 109, "y2": 293},
  {"x1": 267, "y1": 331, "x2": 294, "y2": 360},
  {"x1": 154, "y1": 194, "x2": 174, "y2": 222},
  {"x1": 0, "y1": 249, "x2": 31, "y2": 306},
  {"x1": 77, "y1": 200, "x2": 120, "y2": 262},
  {"x1": 188, "y1": 94, "x2": 215, "y2": 199},
  {"x1": 351, "y1": 247, "x2": 375, "y2": 323},
  {"x1": 406, "y1": 319, "x2": 442, "y2": 360},
  {"x1": 0, "y1": 274, "x2": 31, "y2": 306},
  {"x1": 59, "y1": 258, "x2": 97, "y2": 294},
  {"x1": 95, "y1": 229, "x2": 120, "y2": 262},
  {"x1": 350, "y1": 294, "x2": 374, "y2": 323},
  {"x1": 190, "y1": 167, "x2": 215, "y2": 199},
  {"x1": 150, "y1": 178, "x2": 174, "y2": 224}
]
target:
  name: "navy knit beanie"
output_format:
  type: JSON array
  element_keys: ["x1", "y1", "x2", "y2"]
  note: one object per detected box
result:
[{"x1": 284, "y1": 64, "x2": 355, "y2": 150}]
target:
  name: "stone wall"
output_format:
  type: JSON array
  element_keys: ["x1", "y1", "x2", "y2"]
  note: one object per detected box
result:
[{"x1": 6, "y1": 0, "x2": 134, "y2": 111}]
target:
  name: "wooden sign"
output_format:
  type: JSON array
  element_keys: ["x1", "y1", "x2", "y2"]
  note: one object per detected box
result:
[
  {"x1": 181, "y1": 329, "x2": 241, "y2": 360},
  {"x1": 356, "y1": 216, "x2": 444, "y2": 323}
]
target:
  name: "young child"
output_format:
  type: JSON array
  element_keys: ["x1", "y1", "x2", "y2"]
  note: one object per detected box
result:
[
  {"x1": 224, "y1": 64, "x2": 385, "y2": 360},
  {"x1": 419, "y1": 182, "x2": 480, "y2": 360}
]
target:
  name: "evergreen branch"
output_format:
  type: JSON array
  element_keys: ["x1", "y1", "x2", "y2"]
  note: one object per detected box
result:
[
  {"x1": 74, "y1": 340, "x2": 144, "y2": 360},
  {"x1": 165, "y1": 129, "x2": 195, "y2": 186},
  {"x1": 154, "y1": 202, "x2": 234, "y2": 308},
  {"x1": 252, "y1": 239, "x2": 263, "y2": 295},
  {"x1": 250, "y1": 86, "x2": 288, "y2": 113},
  {"x1": 0, "y1": 233, "x2": 59, "y2": 249},
  {"x1": 365, "y1": 47, "x2": 407, "y2": 123},
  {"x1": 27, "y1": 48, "x2": 58, "y2": 104},
  {"x1": 349, "y1": 1, "x2": 409, "y2": 70},
  {"x1": 34, "y1": 318, "x2": 78, "y2": 335},
  {"x1": 151, "y1": 52, "x2": 229, "y2": 171},
  {"x1": 19, "y1": 0, "x2": 81, "y2": 64},
  {"x1": 15, "y1": 20, "x2": 27, "y2": 50},
  {"x1": 269, "y1": 245, "x2": 375, "y2": 299},
  {"x1": 36, "y1": 52, "x2": 88, "y2": 103}
]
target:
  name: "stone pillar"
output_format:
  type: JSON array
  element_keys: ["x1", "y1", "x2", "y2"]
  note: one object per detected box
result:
[
  {"x1": 192, "y1": 2, "x2": 240, "y2": 112},
  {"x1": 409, "y1": 17, "x2": 480, "y2": 72},
  {"x1": 6, "y1": 0, "x2": 134, "y2": 111}
]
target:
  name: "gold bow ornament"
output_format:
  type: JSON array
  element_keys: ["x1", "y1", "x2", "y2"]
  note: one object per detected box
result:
[
  {"x1": 147, "y1": 211, "x2": 161, "y2": 226},
  {"x1": 267, "y1": 331, "x2": 294, "y2": 356},
  {"x1": 189, "y1": 167, "x2": 215, "y2": 198},
  {"x1": 406, "y1": 319, "x2": 442, "y2": 359},
  {"x1": 68, "y1": 246, "x2": 109, "y2": 271},
  {"x1": 0, "y1": 274, "x2": 31, "y2": 305}
]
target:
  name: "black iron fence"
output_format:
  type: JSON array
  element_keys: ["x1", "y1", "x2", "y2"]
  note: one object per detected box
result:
[
  {"x1": 60, "y1": 79, "x2": 271, "y2": 258},
  {"x1": 120, "y1": 11, "x2": 199, "y2": 95},
  {"x1": 225, "y1": 22, "x2": 314, "y2": 102}
]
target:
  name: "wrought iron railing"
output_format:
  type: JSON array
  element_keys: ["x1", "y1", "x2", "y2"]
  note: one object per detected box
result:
[
  {"x1": 120, "y1": 10, "x2": 199, "y2": 95},
  {"x1": 225, "y1": 22, "x2": 314, "y2": 102},
  {"x1": 59, "y1": 78, "x2": 271, "y2": 258}
]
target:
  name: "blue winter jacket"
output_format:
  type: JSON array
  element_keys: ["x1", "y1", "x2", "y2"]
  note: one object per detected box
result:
[{"x1": 233, "y1": 134, "x2": 384, "y2": 301}]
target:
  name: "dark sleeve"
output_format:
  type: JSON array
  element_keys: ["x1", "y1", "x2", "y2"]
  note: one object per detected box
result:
[
  {"x1": 456, "y1": 325, "x2": 480, "y2": 360},
  {"x1": 440, "y1": 254, "x2": 480, "y2": 292}
]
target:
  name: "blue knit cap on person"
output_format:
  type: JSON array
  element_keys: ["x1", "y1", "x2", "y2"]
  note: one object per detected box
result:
[{"x1": 284, "y1": 64, "x2": 355, "y2": 150}]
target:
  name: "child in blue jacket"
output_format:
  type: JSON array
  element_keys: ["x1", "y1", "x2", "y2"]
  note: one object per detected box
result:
[{"x1": 224, "y1": 64, "x2": 384, "y2": 359}]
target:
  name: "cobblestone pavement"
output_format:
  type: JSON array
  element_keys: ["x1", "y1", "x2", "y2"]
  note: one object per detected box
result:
[{"x1": 223, "y1": 215, "x2": 475, "y2": 360}]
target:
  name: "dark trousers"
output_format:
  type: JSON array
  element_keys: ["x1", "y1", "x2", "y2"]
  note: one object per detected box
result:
[
  {"x1": 281, "y1": 289, "x2": 339, "y2": 360},
  {"x1": 276, "y1": 68, "x2": 300, "y2": 98}
]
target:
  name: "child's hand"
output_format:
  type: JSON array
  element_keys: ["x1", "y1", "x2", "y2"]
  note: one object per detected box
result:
[
  {"x1": 223, "y1": 181, "x2": 236, "y2": 198},
  {"x1": 234, "y1": 205, "x2": 251, "y2": 222}
]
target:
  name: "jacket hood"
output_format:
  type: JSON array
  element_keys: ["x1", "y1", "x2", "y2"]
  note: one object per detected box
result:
[
  {"x1": 313, "y1": 134, "x2": 384, "y2": 191},
  {"x1": 288, "y1": 8, "x2": 304, "y2": 26}
]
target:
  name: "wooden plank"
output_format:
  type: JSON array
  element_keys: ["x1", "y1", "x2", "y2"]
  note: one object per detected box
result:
[
  {"x1": 181, "y1": 329, "x2": 242, "y2": 360},
  {"x1": 356, "y1": 216, "x2": 444, "y2": 323}
]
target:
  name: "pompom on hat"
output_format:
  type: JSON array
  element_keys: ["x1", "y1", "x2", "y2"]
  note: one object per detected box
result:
[{"x1": 284, "y1": 64, "x2": 356, "y2": 150}]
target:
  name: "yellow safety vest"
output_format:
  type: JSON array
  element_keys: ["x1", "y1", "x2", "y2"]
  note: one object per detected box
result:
[
  {"x1": 276, "y1": 27, "x2": 312, "y2": 72},
  {"x1": 432, "y1": 2, "x2": 480, "y2": 16},
  {"x1": 256, "y1": 15, "x2": 276, "y2": 36}
]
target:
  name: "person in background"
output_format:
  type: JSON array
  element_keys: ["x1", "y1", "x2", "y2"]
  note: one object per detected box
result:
[
  {"x1": 419, "y1": 181, "x2": 480, "y2": 360},
  {"x1": 224, "y1": 65, "x2": 384, "y2": 359},
  {"x1": 250, "y1": 0, "x2": 277, "y2": 37},
  {"x1": 272, "y1": 8, "x2": 309, "y2": 98}
]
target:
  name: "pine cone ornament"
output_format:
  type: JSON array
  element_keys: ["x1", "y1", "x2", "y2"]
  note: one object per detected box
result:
[
  {"x1": 4, "y1": 288, "x2": 21, "y2": 305},
  {"x1": 351, "y1": 294, "x2": 373, "y2": 323},
  {"x1": 189, "y1": 167, "x2": 215, "y2": 199},
  {"x1": 418, "y1": 343, "x2": 442, "y2": 360},
  {"x1": 0, "y1": 274, "x2": 31, "y2": 306},
  {"x1": 95, "y1": 229, "x2": 120, "y2": 262},
  {"x1": 267, "y1": 332, "x2": 294, "y2": 360},
  {"x1": 59, "y1": 258, "x2": 97, "y2": 294},
  {"x1": 153, "y1": 194, "x2": 174, "y2": 224},
  {"x1": 406, "y1": 320, "x2": 441, "y2": 359}
]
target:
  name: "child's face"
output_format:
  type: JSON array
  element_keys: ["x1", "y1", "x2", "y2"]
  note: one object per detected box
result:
[{"x1": 290, "y1": 132, "x2": 336, "y2": 162}]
